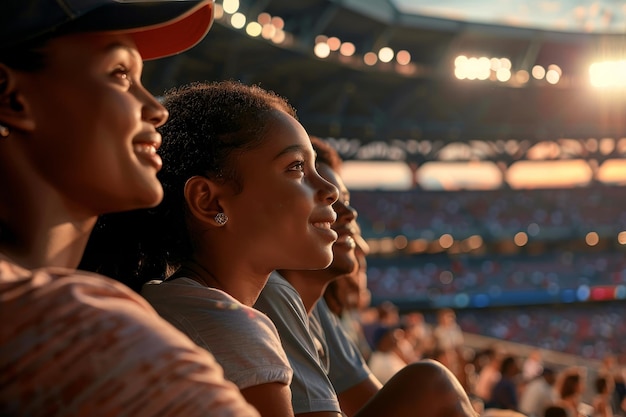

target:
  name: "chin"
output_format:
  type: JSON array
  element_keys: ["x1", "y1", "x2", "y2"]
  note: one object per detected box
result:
[
  {"x1": 330, "y1": 260, "x2": 356, "y2": 275},
  {"x1": 135, "y1": 179, "x2": 164, "y2": 207}
]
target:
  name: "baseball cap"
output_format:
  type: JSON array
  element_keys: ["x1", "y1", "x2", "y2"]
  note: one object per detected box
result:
[{"x1": 0, "y1": 0, "x2": 215, "y2": 60}]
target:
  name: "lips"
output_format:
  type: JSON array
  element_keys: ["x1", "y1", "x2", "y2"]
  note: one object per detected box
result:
[
  {"x1": 133, "y1": 134, "x2": 162, "y2": 170},
  {"x1": 311, "y1": 211, "x2": 338, "y2": 241}
]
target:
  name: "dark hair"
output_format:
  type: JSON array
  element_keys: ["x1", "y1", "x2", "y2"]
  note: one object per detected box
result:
[
  {"x1": 560, "y1": 372, "x2": 581, "y2": 399},
  {"x1": 81, "y1": 81, "x2": 296, "y2": 291},
  {"x1": 0, "y1": 38, "x2": 49, "y2": 71},
  {"x1": 544, "y1": 406, "x2": 568, "y2": 417},
  {"x1": 499, "y1": 355, "x2": 518, "y2": 376},
  {"x1": 310, "y1": 136, "x2": 342, "y2": 173},
  {"x1": 595, "y1": 375, "x2": 608, "y2": 394}
]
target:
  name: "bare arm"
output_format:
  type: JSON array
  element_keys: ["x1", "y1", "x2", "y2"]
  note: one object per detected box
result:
[
  {"x1": 241, "y1": 382, "x2": 295, "y2": 417},
  {"x1": 337, "y1": 375, "x2": 382, "y2": 417}
]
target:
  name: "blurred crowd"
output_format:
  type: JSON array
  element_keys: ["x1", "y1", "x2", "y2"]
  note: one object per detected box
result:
[{"x1": 342, "y1": 299, "x2": 626, "y2": 417}]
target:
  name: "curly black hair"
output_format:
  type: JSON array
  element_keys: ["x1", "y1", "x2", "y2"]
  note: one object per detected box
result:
[{"x1": 80, "y1": 80, "x2": 296, "y2": 291}]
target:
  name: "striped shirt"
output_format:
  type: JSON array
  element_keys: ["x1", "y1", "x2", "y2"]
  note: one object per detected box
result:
[{"x1": 0, "y1": 255, "x2": 259, "y2": 417}]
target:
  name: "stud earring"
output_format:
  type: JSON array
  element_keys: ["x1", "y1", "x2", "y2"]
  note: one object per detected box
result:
[
  {"x1": 0, "y1": 124, "x2": 9, "y2": 138},
  {"x1": 215, "y1": 212, "x2": 228, "y2": 226}
]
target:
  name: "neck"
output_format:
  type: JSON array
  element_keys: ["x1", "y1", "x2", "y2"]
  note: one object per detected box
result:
[
  {"x1": 0, "y1": 148, "x2": 97, "y2": 270},
  {"x1": 278, "y1": 268, "x2": 336, "y2": 313},
  {"x1": 0, "y1": 195, "x2": 96, "y2": 271},
  {"x1": 178, "y1": 257, "x2": 268, "y2": 307}
]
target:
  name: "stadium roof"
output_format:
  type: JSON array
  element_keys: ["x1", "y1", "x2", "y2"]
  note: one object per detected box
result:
[{"x1": 143, "y1": 0, "x2": 626, "y2": 151}]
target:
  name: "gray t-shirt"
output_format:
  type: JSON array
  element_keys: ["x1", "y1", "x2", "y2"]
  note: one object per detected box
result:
[
  {"x1": 142, "y1": 278, "x2": 292, "y2": 390},
  {"x1": 311, "y1": 299, "x2": 372, "y2": 393},
  {"x1": 255, "y1": 272, "x2": 371, "y2": 414}
]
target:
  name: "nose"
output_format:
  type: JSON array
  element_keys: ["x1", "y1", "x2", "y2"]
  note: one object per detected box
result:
[
  {"x1": 334, "y1": 199, "x2": 357, "y2": 223},
  {"x1": 315, "y1": 173, "x2": 338, "y2": 206},
  {"x1": 138, "y1": 85, "x2": 169, "y2": 128}
]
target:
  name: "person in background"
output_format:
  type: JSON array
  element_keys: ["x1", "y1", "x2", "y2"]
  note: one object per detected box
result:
[
  {"x1": 402, "y1": 311, "x2": 435, "y2": 361},
  {"x1": 486, "y1": 355, "x2": 522, "y2": 412},
  {"x1": 592, "y1": 375, "x2": 615, "y2": 417},
  {"x1": 523, "y1": 349, "x2": 545, "y2": 382},
  {"x1": 255, "y1": 137, "x2": 478, "y2": 417},
  {"x1": 519, "y1": 368, "x2": 558, "y2": 417},
  {"x1": 556, "y1": 369, "x2": 588, "y2": 417},
  {"x1": 323, "y1": 227, "x2": 372, "y2": 361},
  {"x1": 474, "y1": 345, "x2": 504, "y2": 404},
  {"x1": 367, "y1": 325, "x2": 409, "y2": 384},
  {"x1": 0, "y1": 1, "x2": 258, "y2": 415},
  {"x1": 82, "y1": 81, "x2": 341, "y2": 417},
  {"x1": 434, "y1": 307, "x2": 466, "y2": 383}
]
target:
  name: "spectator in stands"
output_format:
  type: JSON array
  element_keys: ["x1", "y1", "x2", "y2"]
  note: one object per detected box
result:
[
  {"x1": 474, "y1": 346, "x2": 504, "y2": 404},
  {"x1": 592, "y1": 375, "x2": 615, "y2": 417},
  {"x1": 368, "y1": 325, "x2": 409, "y2": 384},
  {"x1": 519, "y1": 368, "x2": 558, "y2": 417},
  {"x1": 523, "y1": 349, "x2": 545, "y2": 382},
  {"x1": 434, "y1": 307, "x2": 466, "y2": 380},
  {"x1": 402, "y1": 311, "x2": 435, "y2": 360},
  {"x1": 556, "y1": 369, "x2": 588, "y2": 417},
  {"x1": 82, "y1": 81, "x2": 343, "y2": 416},
  {"x1": 255, "y1": 137, "x2": 478, "y2": 417},
  {"x1": 486, "y1": 355, "x2": 522, "y2": 412},
  {"x1": 0, "y1": 1, "x2": 259, "y2": 416}
]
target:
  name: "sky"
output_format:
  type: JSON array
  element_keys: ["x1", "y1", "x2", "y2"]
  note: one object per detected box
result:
[{"x1": 393, "y1": 0, "x2": 626, "y2": 34}]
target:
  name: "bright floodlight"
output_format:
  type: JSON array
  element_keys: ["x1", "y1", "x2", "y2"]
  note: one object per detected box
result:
[
  {"x1": 532, "y1": 65, "x2": 546, "y2": 80},
  {"x1": 230, "y1": 12, "x2": 246, "y2": 29},
  {"x1": 364, "y1": 52, "x2": 378, "y2": 66},
  {"x1": 271, "y1": 30, "x2": 286, "y2": 44},
  {"x1": 396, "y1": 50, "x2": 411, "y2": 65},
  {"x1": 314, "y1": 42, "x2": 331, "y2": 58},
  {"x1": 589, "y1": 60, "x2": 626, "y2": 88},
  {"x1": 261, "y1": 23, "x2": 276, "y2": 39},
  {"x1": 327, "y1": 37, "x2": 341, "y2": 51},
  {"x1": 546, "y1": 69, "x2": 560, "y2": 84},
  {"x1": 378, "y1": 47, "x2": 394, "y2": 63},
  {"x1": 271, "y1": 16, "x2": 284, "y2": 30},
  {"x1": 496, "y1": 68, "x2": 511, "y2": 82},
  {"x1": 246, "y1": 22, "x2": 262, "y2": 37},
  {"x1": 257, "y1": 12, "x2": 271, "y2": 25},
  {"x1": 223, "y1": 0, "x2": 239, "y2": 14},
  {"x1": 339, "y1": 42, "x2": 356, "y2": 57}
]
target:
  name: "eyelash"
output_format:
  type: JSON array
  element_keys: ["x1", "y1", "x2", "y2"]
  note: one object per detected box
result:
[
  {"x1": 289, "y1": 160, "x2": 305, "y2": 173},
  {"x1": 112, "y1": 66, "x2": 133, "y2": 85}
]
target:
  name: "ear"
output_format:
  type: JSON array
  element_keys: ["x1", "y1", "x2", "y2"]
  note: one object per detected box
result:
[
  {"x1": 0, "y1": 64, "x2": 36, "y2": 133},
  {"x1": 184, "y1": 175, "x2": 228, "y2": 227}
]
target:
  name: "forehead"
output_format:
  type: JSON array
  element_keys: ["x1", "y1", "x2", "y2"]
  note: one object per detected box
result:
[
  {"x1": 266, "y1": 109, "x2": 310, "y2": 145},
  {"x1": 43, "y1": 32, "x2": 141, "y2": 64}
]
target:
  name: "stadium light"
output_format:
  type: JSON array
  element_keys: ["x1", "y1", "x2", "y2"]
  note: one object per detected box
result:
[
  {"x1": 223, "y1": 0, "x2": 239, "y2": 14},
  {"x1": 314, "y1": 42, "x2": 331, "y2": 59},
  {"x1": 589, "y1": 60, "x2": 626, "y2": 88},
  {"x1": 339, "y1": 42, "x2": 356, "y2": 57},
  {"x1": 378, "y1": 47, "x2": 394, "y2": 63},
  {"x1": 245, "y1": 22, "x2": 262, "y2": 37}
]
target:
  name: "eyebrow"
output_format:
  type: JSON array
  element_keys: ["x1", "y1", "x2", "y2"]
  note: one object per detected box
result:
[
  {"x1": 104, "y1": 42, "x2": 142, "y2": 62},
  {"x1": 273, "y1": 144, "x2": 311, "y2": 160}
]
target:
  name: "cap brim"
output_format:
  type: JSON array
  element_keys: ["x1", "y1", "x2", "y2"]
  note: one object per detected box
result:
[{"x1": 76, "y1": 0, "x2": 214, "y2": 60}]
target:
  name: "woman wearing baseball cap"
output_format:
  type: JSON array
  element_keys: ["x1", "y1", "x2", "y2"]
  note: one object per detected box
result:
[{"x1": 0, "y1": 1, "x2": 259, "y2": 415}]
